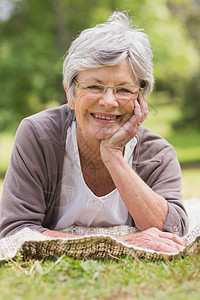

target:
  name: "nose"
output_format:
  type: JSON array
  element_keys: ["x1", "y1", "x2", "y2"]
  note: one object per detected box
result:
[{"x1": 98, "y1": 88, "x2": 119, "y2": 109}]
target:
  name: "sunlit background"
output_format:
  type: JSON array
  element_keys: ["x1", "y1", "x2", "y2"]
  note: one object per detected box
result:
[{"x1": 0, "y1": 0, "x2": 200, "y2": 198}]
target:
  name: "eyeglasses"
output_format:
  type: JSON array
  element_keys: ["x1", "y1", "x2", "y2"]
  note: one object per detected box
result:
[{"x1": 74, "y1": 79, "x2": 144, "y2": 100}]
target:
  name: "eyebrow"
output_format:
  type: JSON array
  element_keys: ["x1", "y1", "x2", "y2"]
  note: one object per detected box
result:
[{"x1": 84, "y1": 78, "x2": 136, "y2": 86}]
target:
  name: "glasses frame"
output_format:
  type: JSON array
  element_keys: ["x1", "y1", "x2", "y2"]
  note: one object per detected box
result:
[{"x1": 74, "y1": 79, "x2": 144, "y2": 100}]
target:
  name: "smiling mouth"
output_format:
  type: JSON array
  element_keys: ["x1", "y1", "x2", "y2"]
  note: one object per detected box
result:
[{"x1": 91, "y1": 113, "x2": 121, "y2": 121}]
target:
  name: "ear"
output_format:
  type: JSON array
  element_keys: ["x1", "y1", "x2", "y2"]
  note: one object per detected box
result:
[{"x1": 64, "y1": 86, "x2": 75, "y2": 110}]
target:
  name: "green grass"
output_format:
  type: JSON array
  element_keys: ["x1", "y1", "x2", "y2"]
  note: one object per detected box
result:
[
  {"x1": 0, "y1": 255, "x2": 199, "y2": 300},
  {"x1": 167, "y1": 132, "x2": 200, "y2": 164},
  {"x1": 143, "y1": 101, "x2": 180, "y2": 137},
  {"x1": 0, "y1": 102, "x2": 200, "y2": 299},
  {"x1": 143, "y1": 101, "x2": 200, "y2": 164},
  {"x1": 0, "y1": 132, "x2": 14, "y2": 177},
  {"x1": 0, "y1": 180, "x2": 3, "y2": 197},
  {"x1": 182, "y1": 168, "x2": 200, "y2": 199}
]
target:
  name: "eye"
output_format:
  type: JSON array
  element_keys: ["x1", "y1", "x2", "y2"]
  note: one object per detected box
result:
[
  {"x1": 116, "y1": 87, "x2": 132, "y2": 95},
  {"x1": 87, "y1": 85, "x2": 104, "y2": 93}
]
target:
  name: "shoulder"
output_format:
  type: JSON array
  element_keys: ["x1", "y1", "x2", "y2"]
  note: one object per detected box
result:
[
  {"x1": 134, "y1": 126, "x2": 180, "y2": 182},
  {"x1": 18, "y1": 104, "x2": 75, "y2": 146},
  {"x1": 135, "y1": 126, "x2": 175, "y2": 162}
]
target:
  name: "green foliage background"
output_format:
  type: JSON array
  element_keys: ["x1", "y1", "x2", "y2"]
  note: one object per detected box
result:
[
  {"x1": 0, "y1": 3, "x2": 200, "y2": 296},
  {"x1": 0, "y1": 0, "x2": 200, "y2": 132}
]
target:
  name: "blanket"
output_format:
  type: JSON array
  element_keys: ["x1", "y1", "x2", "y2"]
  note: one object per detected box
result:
[{"x1": 0, "y1": 198, "x2": 199, "y2": 261}]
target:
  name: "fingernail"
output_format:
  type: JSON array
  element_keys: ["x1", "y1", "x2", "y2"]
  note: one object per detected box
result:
[{"x1": 135, "y1": 100, "x2": 139, "y2": 105}]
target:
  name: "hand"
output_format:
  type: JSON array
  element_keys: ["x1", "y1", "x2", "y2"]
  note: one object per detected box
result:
[
  {"x1": 42, "y1": 230, "x2": 78, "y2": 239},
  {"x1": 115, "y1": 227, "x2": 185, "y2": 253},
  {"x1": 100, "y1": 94, "x2": 148, "y2": 162}
]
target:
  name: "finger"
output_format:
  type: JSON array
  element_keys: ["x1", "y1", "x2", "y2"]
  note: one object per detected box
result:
[
  {"x1": 158, "y1": 231, "x2": 185, "y2": 246},
  {"x1": 160, "y1": 238, "x2": 184, "y2": 250},
  {"x1": 142, "y1": 95, "x2": 148, "y2": 119},
  {"x1": 154, "y1": 241, "x2": 184, "y2": 253},
  {"x1": 116, "y1": 235, "x2": 183, "y2": 253},
  {"x1": 137, "y1": 94, "x2": 148, "y2": 123},
  {"x1": 172, "y1": 235, "x2": 185, "y2": 246},
  {"x1": 134, "y1": 99, "x2": 142, "y2": 123},
  {"x1": 141, "y1": 234, "x2": 184, "y2": 253},
  {"x1": 114, "y1": 101, "x2": 141, "y2": 140}
]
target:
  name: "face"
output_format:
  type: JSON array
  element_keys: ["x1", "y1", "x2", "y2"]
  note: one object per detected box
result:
[{"x1": 67, "y1": 59, "x2": 140, "y2": 143}]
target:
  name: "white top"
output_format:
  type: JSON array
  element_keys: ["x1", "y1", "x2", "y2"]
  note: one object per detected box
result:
[{"x1": 54, "y1": 121, "x2": 137, "y2": 230}]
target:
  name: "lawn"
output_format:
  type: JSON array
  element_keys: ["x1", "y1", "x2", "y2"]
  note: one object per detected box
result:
[
  {"x1": 0, "y1": 102, "x2": 200, "y2": 300},
  {"x1": 143, "y1": 101, "x2": 200, "y2": 165},
  {"x1": 0, "y1": 255, "x2": 199, "y2": 300},
  {"x1": 0, "y1": 132, "x2": 14, "y2": 178}
]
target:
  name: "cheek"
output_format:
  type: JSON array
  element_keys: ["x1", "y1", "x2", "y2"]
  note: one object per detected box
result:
[
  {"x1": 76, "y1": 94, "x2": 97, "y2": 113},
  {"x1": 74, "y1": 95, "x2": 85, "y2": 113},
  {"x1": 74, "y1": 97, "x2": 91, "y2": 121},
  {"x1": 120, "y1": 99, "x2": 134, "y2": 114},
  {"x1": 119, "y1": 101, "x2": 135, "y2": 124}
]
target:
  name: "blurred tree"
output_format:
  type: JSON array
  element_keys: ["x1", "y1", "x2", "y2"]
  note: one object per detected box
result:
[
  {"x1": 0, "y1": 0, "x2": 199, "y2": 131},
  {"x1": 168, "y1": 0, "x2": 200, "y2": 129},
  {"x1": 173, "y1": 71, "x2": 200, "y2": 130},
  {"x1": 0, "y1": 0, "x2": 65, "y2": 130},
  {"x1": 0, "y1": 0, "x2": 116, "y2": 131},
  {"x1": 115, "y1": 0, "x2": 199, "y2": 98}
]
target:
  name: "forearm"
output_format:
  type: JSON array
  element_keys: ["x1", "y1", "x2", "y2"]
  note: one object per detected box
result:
[
  {"x1": 103, "y1": 151, "x2": 168, "y2": 231},
  {"x1": 42, "y1": 230, "x2": 78, "y2": 239}
]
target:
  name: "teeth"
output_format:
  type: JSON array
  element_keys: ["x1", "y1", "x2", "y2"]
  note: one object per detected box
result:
[{"x1": 92, "y1": 113, "x2": 118, "y2": 120}]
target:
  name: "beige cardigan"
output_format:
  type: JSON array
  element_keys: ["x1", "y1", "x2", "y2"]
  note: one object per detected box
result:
[{"x1": 0, "y1": 104, "x2": 189, "y2": 238}]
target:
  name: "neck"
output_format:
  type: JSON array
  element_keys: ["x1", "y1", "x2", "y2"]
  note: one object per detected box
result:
[{"x1": 76, "y1": 126, "x2": 104, "y2": 168}]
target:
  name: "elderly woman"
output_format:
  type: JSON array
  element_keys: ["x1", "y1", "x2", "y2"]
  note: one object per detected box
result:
[{"x1": 0, "y1": 12, "x2": 188, "y2": 253}]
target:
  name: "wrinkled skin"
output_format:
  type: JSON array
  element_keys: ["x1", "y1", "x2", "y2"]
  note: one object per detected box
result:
[
  {"x1": 116, "y1": 227, "x2": 185, "y2": 253},
  {"x1": 43, "y1": 60, "x2": 185, "y2": 253}
]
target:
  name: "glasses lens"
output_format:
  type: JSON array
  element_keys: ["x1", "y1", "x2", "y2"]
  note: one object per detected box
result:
[
  {"x1": 115, "y1": 86, "x2": 139, "y2": 99},
  {"x1": 78, "y1": 82, "x2": 104, "y2": 95},
  {"x1": 77, "y1": 82, "x2": 141, "y2": 99}
]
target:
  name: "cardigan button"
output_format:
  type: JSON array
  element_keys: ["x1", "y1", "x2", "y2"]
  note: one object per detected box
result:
[{"x1": 173, "y1": 226, "x2": 178, "y2": 232}]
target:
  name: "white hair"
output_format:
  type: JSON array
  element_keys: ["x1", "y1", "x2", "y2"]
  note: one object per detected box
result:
[{"x1": 63, "y1": 11, "x2": 154, "y2": 101}]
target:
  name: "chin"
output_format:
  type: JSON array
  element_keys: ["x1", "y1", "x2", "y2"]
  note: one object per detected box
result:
[{"x1": 92, "y1": 126, "x2": 119, "y2": 141}]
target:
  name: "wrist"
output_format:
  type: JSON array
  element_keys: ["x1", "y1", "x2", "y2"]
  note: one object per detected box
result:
[{"x1": 100, "y1": 142, "x2": 124, "y2": 165}]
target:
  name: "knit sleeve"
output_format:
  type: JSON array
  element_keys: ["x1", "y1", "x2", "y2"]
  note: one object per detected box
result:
[
  {"x1": 0, "y1": 119, "x2": 49, "y2": 237},
  {"x1": 134, "y1": 127, "x2": 189, "y2": 237}
]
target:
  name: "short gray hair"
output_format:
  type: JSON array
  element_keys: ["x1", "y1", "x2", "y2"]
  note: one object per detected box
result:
[{"x1": 63, "y1": 11, "x2": 154, "y2": 101}]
